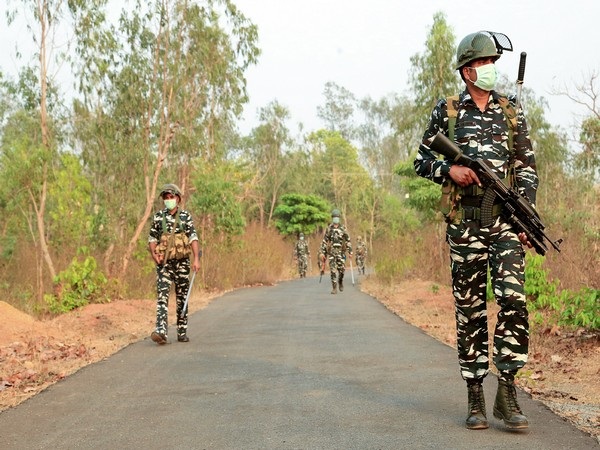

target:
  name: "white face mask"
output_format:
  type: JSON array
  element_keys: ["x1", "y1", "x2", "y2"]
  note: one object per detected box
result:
[
  {"x1": 468, "y1": 63, "x2": 497, "y2": 91},
  {"x1": 332, "y1": 217, "x2": 340, "y2": 224},
  {"x1": 164, "y1": 199, "x2": 177, "y2": 210}
]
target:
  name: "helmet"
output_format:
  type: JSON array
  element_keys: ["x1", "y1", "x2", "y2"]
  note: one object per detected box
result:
[
  {"x1": 299, "y1": 233, "x2": 304, "y2": 238},
  {"x1": 455, "y1": 31, "x2": 500, "y2": 70},
  {"x1": 331, "y1": 209, "x2": 341, "y2": 218},
  {"x1": 160, "y1": 183, "x2": 182, "y2": 198}
]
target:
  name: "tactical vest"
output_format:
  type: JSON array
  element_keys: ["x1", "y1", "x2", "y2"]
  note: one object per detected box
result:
[{"x1": 156, "y1": 211, "x2": 191, "y2": 261}]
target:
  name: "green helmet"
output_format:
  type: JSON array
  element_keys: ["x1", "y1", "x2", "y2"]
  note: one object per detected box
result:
[
  {"x1": 331, "y1": 209, "x2": 341, "y2": 218},
  {"x1": 160, "y1": 183, "x2": 182, "y2": 198},
  {"x1": 455, "y1": 31, "x2": 500, "y2": 70}
]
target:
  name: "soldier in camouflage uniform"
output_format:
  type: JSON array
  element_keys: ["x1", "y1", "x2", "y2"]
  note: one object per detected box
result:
[
  {"x1": 414, "y1": 32, "x2": 537, "y2": 430},
  {"x1": 148, "y1": 184, "x2": 201, "y2": 345},
  {"x1": 355, "y1": 236, "x2": 367, "y2": 275},
  {"x1": 293, "y1": 233, "x2": 310, "y2": 278},
  {"x1": 320, "y1": 209, "x2": 352, "y2": 294}
]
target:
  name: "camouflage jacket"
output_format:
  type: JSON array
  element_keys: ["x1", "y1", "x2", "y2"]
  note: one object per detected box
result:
[
  {"x1": 356, "y1": 242, "x2": 367, "y2": 257},
  {"x1": 294, "y1": 239, "x2": 310, "y2": 258},
  {"x1": 320, "y1": 223, "x2": 352, "y2": 256},
  {"x1": 148, "y1": 208, "x2": 199, "y2": 244},
  {"x1": 414, "y1": 89, "x2": 538, "y2": 205}
]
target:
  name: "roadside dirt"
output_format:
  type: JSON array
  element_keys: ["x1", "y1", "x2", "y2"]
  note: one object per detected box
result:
[
  {"x1": 1, "y1": 279, "x2": 598, "y2": 440},
  {"x1": 360, "y1": 278, "x2": 600, "y2": 440}
]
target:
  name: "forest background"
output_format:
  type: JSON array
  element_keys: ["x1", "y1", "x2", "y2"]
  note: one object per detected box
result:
[{"x1": 0, "y1": 1, "x2": 597, "y2": 332}]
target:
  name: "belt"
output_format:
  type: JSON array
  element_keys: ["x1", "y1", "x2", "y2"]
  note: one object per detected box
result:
[
  {"x1": 461, "y1": 195, "x2": 483, "y2": 207},
  {"x1": 461, "y1": 204, "x2": 503, "y2": 221},
  {"x1": 462, "y1": 184, "x2": 486, "y2": 196}
]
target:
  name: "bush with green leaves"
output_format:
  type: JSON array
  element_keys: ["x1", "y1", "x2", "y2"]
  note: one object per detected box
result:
[
  {"x1": 45, "y1": 251, "x2": 108, "y2": 314},
  {"x1": 524, "y1": 253, "x2": 598, "y2": 331},
  {"x1": 558, "y1": 288, "x2": 599, "y2": 330}
]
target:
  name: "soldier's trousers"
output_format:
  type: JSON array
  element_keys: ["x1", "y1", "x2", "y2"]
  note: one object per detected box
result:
[
  {"x1": 297, "y1": 255, "x2": 308, "y2": 277},
  {"x1": 356, "y1": 255, "x2": 366, "y2": 272},
  {"x1": 328, "y1": 251, "x2": 346, "y2": 287},
  {"x1": 155, "y1": 258, "x2": 191, "y2": 338},
  {"x1": 446, "y1": 217, "x2": 528, "y2": 381}
]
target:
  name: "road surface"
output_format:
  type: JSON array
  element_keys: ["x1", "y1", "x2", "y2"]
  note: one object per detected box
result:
[{"x1": 0, "y1": 276, "x2": 597, "y2": 449}]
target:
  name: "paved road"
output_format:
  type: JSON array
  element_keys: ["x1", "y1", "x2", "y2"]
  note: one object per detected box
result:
[{"x1": 1, "y1": 277, "x2": 597, "y2": 449}]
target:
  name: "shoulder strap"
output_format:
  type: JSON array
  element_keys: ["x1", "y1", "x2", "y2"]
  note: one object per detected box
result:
[
  {"x1": 446, "y1": 95, "x2": 459, "y2": 142},
  {"x1": 497, "y1": 95, "x2": 517, "y2": 153},
  {"x1": 447, "y1": 94, "x2": 516, "y2": 152},
  {"x1": 161, "y1": 211, "x2": 183, "y2": 234}
]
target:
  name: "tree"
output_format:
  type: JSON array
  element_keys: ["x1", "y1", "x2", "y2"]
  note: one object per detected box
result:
[
  {"x1": 242, "y1": 101, "x2": 292, "y2": 227},
  {"x1": 306, "y1": 129, "x2": 370, "y2": 216},
  {"x1": 576, "y1": 116, "x2": 600, "y2": 181},
  {"x1": 4, "y1": 0, "x2": 75, "y2": 299},
  {"x1": 317, "y1": 81, "x2": 356, "y2": 141},
  {"x1": 273, "y1": 193, "x2": 330, "y2": 237},
  {"x1": 69, "y1": 0, "x2": 260, "y2": 275},
  {"x1": 355, "y1": 93, "x2": 417, "y2": 193},
  {"x1": 408, "y1": 11, "x2": 460, "y2": 126}
]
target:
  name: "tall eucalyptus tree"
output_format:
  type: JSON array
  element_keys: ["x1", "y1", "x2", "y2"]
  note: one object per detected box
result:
[
  {"x1": 3, "y1": 0, "x2": 76, "y2": 298},
  {"x1": 70, "y1": 0, "x2": 259, "y2": 275},
  {"x1": 243, "y1": 100, "x2": 293, "y2": 227}
]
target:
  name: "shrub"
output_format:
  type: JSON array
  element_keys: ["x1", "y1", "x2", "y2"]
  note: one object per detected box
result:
[{"x1": 45, "y1": 251, "x2": 108, "y2": 313}]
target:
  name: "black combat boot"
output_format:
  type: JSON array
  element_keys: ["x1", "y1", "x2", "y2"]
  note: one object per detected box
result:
[
  {"x1": 338, "y1": 275, "x2": 344, "y2": 292},
  {"x1": 466, "y1": 381, "x2": 488, "y2": 430},
  {"x1": 493, "y1": 379, "x2": 528, "y2": 429},
  {"x1": 331, "y1": 281, "x2": 337, "y2": 294}
]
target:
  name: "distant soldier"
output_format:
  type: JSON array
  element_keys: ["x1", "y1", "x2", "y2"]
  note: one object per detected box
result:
[
  {"x1": 320, "y1": 209, "x2": 352, "y2": 294},
  {"x1": 293, "y1": 233, "x2": 310, "y2": 278},
  {"x1": 148, "y1": 184, "x2": 201, "y2": 345},
  {"x1": 355, "y1": 236, "x2": 367, "y2": 275}
]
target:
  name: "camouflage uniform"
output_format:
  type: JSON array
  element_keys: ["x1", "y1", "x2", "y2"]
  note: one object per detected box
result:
[
  {"x1": 414, "y1": 90, "x2": 538, "y2": 383},
  {"x1": 294, "y1": 237, "x2": 310, "y2": 278},
  {"x1": 148, "y1": 208, "x2": 199, "y2": 341},
  {"x1": 320, "y1": 222, "x2": 352, "y2": 293},
  {"x1": 355, "y1": 237, "x2": 367, "y2": 275}
]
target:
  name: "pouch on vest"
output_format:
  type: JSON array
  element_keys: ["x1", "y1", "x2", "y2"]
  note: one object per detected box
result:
[
  {"x1": 156, "y1": 213, "x2": 192, "y2": 261},
  {"x1": 440, "y1": 179, "x2": 462, "y2": 225}
]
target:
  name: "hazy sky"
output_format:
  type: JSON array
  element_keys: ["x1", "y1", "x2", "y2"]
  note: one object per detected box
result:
[
  {"x1": 234, "y1": 0, "x2": 600, "y2": 136},
  {"x1": 1, "y1": 1, "x2": 598, "y2": 140}
]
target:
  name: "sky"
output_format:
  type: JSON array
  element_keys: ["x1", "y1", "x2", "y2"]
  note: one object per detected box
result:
[
  {"x1": 1, "y1": 1, "x2": 598, "y2": 140},
  {"x1": 232, "y1": 0, "x2": 600, "y2": 137}
]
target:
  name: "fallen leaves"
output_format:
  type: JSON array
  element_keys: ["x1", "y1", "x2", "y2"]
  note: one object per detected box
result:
[{"x1": 0, "y1": 337, "x2": 90, "y2": 393}]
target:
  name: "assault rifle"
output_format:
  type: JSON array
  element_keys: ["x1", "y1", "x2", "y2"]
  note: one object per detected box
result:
[{"x1": 429, "y1": 132, "x2": 563, "y2": 256}]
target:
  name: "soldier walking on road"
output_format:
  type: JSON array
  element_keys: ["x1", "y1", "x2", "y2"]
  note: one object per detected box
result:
[
  {"x1": 293, "y1": 233, "x2": 310, "y2": 278},
  {"x1": 414, "y1": 31, "x2": 537, "y2": 430},
  {"x1": 148, "y1": 184, "x2": 201, "y2": 345},
  {"x1": 320, "y1": 209, "x2": 352, "y2": 294},
  {"x1": 355, "y1": 236, "x2": 367, "y2": 275}
]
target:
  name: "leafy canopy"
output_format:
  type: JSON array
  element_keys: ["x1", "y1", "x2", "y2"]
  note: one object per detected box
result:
[{"x1": 273, "y1": 193, "x2": 331, "y2": 236}]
